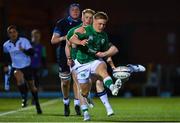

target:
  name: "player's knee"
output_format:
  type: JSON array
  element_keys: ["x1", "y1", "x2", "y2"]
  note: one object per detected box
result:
[
  {"x1": 80, "y1": 87, "x2": 89, "y2": 97},
  {"x1": 81, "y1": 92, "x2": 88, "y2": 98},
  {"x1": 96, "y1": 63, "x2": 108, "y2": 76},
  {"x1": 14, "y1": 70, "x2": 23, "y2": 80},
  {"x1": 27, "y1": 80, "x2": 36, "y2": 90},
  {"x1": 30, "y1": 85, "x2": 37, "y2": 92},
  {"x1": 31, "y1": 87, "x2": 37, "y2": 92}
]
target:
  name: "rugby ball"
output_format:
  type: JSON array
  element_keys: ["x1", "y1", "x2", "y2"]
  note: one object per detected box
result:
[
  {"x1": 113, "y1": 71, "x2": 131, "y2": 80},
  {"x1": 113, "y1": 66, "x2": 131, "y2": 73}
]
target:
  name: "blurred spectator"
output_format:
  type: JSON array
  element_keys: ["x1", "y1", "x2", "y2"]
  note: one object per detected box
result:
[{"x1": 31, "y1": 29, "x2": 47, "y2": 90}]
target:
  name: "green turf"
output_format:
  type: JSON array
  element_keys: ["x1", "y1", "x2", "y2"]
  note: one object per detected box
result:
[{"x1": 0, "y1": 97, "x2": 180, "y2": 122}]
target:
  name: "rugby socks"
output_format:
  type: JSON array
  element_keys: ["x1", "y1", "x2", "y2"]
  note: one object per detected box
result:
[
  {"x1": 81, "y1": 104, "x2": 88, "y2": 113},
  {"x1": 74, "y1": 98, "x2": 81, "y2": 115},
  {"x1": 103, "y1": 76, "x2": 113, "y2": 89},
  {"x1": 17, "y1": 82, "x2": 28, "y2": 100},
  {"x1": 81, "y1": 104, "x2": 90, "y2": 121},
  {"x1": 63, "y1": 97, "x2": 70, "y2": 116},
  {"x1": 31, "y1": 91, "x2": 39, "y2": 104},
  {"x1": 97, "y1": 89, "x2": 112, "y2": 111},
  {"x1": 31, "y1": 91, "x2": 42, "y2": 114},
  {"x1": 74, "y1": 98, "x2": 80, "y2": 106},
  {"x1": 63, "y1": 97, "x2": 70, "y2": 105}
]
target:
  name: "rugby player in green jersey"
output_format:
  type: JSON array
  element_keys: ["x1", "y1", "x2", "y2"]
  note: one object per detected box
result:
[
  {"x1": 66, "y1": 9, "x2": 117, "y2": 121},
  {"x1": 67, "y1": 12, "x2": 121, "y2": 121}
]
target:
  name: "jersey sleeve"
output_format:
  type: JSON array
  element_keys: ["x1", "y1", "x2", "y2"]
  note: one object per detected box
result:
[
  {"x1": 23, "y1": 38, "x2": 32, "y2": 50},
  {"x1": 67, "y1": 28, "x2": 75, "y2": 41},
  {"x1": 101, "y1": 33, "x2": 110, "y2": 51},
  {"x1": 3, "y1": 43, "x2": 8, "y2": 53},
  {"x1": 74, "y1": 32, "x2": 87, "y2": 40},
  {"x1": 3, "y1": 42, "x2": 11, "y2": 65},
  {"x1": 53, "y1": 20, "x2": 62, "y2": 36}
]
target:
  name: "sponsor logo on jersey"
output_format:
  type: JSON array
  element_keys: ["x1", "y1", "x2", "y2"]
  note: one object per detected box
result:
[{"x1": 101, "y1": 39, "x2": 105, "y2": 44}]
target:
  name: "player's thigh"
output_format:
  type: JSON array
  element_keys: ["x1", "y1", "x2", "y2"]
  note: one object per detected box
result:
[
  {"x1": 92, "y1": 60, "x2": 108, "y2": 77},
  {"x1": 58, "y1": 63, "x2": 71, "y2": 83},
  {"x1": 90, "y1": 60, "x2": 106, "y2": 73},
  {"x1": 72, "y1": 71, "x2": 78, "y2": 84},
  {"x1": 21, "y1": 66, "x2": 34, "y2": 81},
  {"x1": 90, "y1": 74, "x2": 102, "y2": 83},
  {"x1": 13, "y1": 69, "x2": 24, "y2": 82},
  {"x1": 76, "y1": 68, "x2": 90, "y2": 84},
  {"x1": 73, "y1": 60, "x2": 91, "y2": 84}
]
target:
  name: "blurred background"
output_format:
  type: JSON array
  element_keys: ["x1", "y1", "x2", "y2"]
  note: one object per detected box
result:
[{"x1": 0, "y1": 0, "x2": 180, "y2": 98}]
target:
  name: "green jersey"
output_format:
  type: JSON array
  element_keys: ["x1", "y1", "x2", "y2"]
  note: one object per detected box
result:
[
  {"x1": 75, "y1": 25, "x2": 110, "y2": 64},
  {"x1": 67, "y1": 23, "x2": 82, "y2": 60}
]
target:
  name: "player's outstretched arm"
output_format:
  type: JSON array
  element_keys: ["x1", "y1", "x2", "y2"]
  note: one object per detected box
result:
[{"x1": 96, "y1": 45, "x2": 119, "y2": 58}]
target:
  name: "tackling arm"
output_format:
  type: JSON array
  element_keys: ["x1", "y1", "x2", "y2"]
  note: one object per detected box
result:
[
  {"x1": 65, "y1": 39, "x2": 75, "y2": 67},
  {"x1": 51, "y1": 33, "x2": 66, "y2": 44},
  {"x1": 96, "y1": 44, "x2": 119, "y2": 58},
  {"x1": 68, "y1": 27, "x2": 88, "y2": 46}
]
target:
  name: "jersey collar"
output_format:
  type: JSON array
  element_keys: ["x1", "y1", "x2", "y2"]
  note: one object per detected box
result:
[
  {"x1": 67, "y1": 16, "x2": 80, "y2": 23},
  {"x1": 9, "y1": 37, "x2": 19, "y2": 45}
]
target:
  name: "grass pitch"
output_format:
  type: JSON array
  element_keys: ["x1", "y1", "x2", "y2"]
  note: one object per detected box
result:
[{"x1": 0, "y1": 97, "x2": 180, "y2": 122}]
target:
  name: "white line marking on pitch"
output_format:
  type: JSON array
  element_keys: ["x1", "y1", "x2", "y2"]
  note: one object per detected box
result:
[{"x1": 0, "y1": 99, "x2": 59, "y2": 116}]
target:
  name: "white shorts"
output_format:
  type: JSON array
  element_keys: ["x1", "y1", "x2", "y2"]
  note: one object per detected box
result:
[{"x1": 72, "y1": 59, "x2": 105, "y2": 83}]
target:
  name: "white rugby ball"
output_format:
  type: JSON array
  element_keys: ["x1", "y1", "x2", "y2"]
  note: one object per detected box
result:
[{"x1": 113, "y1": 71, "x2": 131, "y2": 79}]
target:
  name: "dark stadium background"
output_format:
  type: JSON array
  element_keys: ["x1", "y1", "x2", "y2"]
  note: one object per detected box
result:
[{"x1": 0, "y1": 0, "x2": 180, "y2": 97}]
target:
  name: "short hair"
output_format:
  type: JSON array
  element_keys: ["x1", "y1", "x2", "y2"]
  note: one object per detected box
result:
[
  {"x1": 68, "y1": 3, "x2": 80, "y2": 13},
  {"x1": 31, "y1": 29, "x2": 41, "y2": 35},
  {"x1": 69, "y1": 3, "x2": 80, "y2": 9},
  {"x1": 93, "y1": 12, "x2": 108, "y2": 21},
  {"x1": 82, "y1": 9, "x2": 95, "y2": 16},
  {"x1": 7, "y1": 25, "x2": 17, "y2": 32}
]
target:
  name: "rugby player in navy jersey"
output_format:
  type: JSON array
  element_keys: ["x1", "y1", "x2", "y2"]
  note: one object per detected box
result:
[{"x1": 51, "y1": 3, "x2": 82, "y2": 116}]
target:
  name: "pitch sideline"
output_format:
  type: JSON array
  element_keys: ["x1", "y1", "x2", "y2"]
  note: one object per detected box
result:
[{"x1": 0, "y1": 99, "x2": 59, "y2": 116}]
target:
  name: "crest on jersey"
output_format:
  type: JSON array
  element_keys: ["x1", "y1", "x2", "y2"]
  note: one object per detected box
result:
[
  {"x1": 101, "y1": 39, "x2": 105, "y2": 44},
  {"x1": 88, "y1": 35, "x2": 93, "y2": 41}
]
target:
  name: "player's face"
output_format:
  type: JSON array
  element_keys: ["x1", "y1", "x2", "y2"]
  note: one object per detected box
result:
[
  {"x1": 69, "y1": 6, "x2": 80, "y2": 20},
  {"x1": 31, "y1": 33, "x2": 41, "y2": 43},
  {"x1": 82, "y1": 13, "x2": 93, "y2": 26},
  {"x1": 8, "y1": 28, "x2": 18, "y2": 41},
  {"x1": 93, "y1": 18, "x2": 107, "y2": 32}
]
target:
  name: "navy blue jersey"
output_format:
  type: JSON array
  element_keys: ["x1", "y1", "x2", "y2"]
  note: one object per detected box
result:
[
  {"x1": 53, "y1": 16, "x2": 82, "y2": 47},
  {"x1": 53, "y1": 16, "x2": 81, "y2": 71}
]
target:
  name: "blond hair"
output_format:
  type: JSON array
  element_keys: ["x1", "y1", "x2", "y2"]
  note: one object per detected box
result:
[
  {"x1": 31, "y1": 29, "x2": 41, "y2": 35},
  {"x1": 93, "y1": 11, "x2": 108, "y2": 21},
  {"x1": 82, "y1": 9, "x2": 95, "y2": 16}
]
